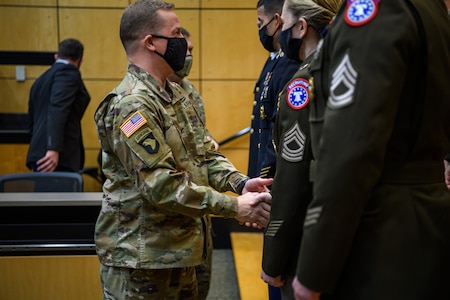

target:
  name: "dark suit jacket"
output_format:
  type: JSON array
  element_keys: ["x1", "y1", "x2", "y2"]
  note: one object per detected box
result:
[{"x1": 26, "y1": 61, "x2": 90, "y2": 172}]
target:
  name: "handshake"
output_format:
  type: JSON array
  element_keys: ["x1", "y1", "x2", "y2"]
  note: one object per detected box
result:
[{"x1": 235, "y1": 177, "x2": 273, "y2": 228}]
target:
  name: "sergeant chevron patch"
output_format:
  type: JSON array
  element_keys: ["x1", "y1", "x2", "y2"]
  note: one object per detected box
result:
[
  {"x1": 328, "y1": 53, "x2": 358, "y2": 109},
  {"x1": 304, "y1": 206, "x2": 323, "y2": 227},
  {"x1": 281, "y1": 122, "x2": 305, "y2": 162},
  {"x1": 265, "y1": 220, "x2": 284, "y2": 237}
]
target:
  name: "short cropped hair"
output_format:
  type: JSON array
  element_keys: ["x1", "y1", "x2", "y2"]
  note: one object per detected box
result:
[
  {"x1": 120, "y1": 0, "x2": 175, "y2": 54},
  {"x1": 181, "y1": 27, "x2": 190, "y2": 38},
  {"x1": 257, "y1": 0, "x2": 285, "y2": 15},
  {"x1": 58, "y1": 38, "x2": 84, "y2": 61}
]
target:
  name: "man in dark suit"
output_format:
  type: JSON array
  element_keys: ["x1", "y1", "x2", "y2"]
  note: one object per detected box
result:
[{"x1": 26, "y1": 38, "x2": 90, "y2": 172}]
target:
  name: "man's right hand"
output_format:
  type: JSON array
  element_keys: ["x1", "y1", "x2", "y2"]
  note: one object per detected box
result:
[
  {"x1": 36, "y1": 150, "x2": 59, "y2": 172},
  {"x1": 235, "y1": 192, "x2": 271, "y2": 228}
]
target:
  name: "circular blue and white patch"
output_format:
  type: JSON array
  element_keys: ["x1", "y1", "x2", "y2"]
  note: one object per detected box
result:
[
  {"x1": 286, "y1": 78, "x2": 309, "y2": 110},
  {"x1": 345, "y1": 0, "x2": 379, "y2": 27}
]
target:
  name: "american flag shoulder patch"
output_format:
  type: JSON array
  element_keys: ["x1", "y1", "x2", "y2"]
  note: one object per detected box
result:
[{"x1": 120, "y1": 111, "x2": 147, "y2": 138}]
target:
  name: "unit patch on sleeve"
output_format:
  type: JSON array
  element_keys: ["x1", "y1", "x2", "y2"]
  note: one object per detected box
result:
[
  {"x1": 344, "y1": 0, "x2": 380, "y2": 27},
  {"x1": 120, "y1": 111, "x2": 147, "y2": 138},
  {"x1": 134, "y1": 127, "x2": 160, "y2": 154},
  {"x1": 328, "y1": 53, "x2": 358, "y2": 109},
  {"x1": 286, "y1": 78, "x2": 310, "y2": 110}
]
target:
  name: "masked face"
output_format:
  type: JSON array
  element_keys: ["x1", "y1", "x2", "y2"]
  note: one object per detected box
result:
[
  {"x1": 152, "y1": 34, "x2": 188, "y2": 71},
  {"x1": 174, "y1": 55, "x2": 193, "y2": 78},
  {"x1": 278, "y1": 23, "x2": 302, "y2": 62},
  {"x1": 258, "y1": 17, "x2": 277, "y2": 52}
]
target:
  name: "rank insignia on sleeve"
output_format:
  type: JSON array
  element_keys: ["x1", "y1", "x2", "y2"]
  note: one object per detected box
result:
[
  {"x1": 120, "y1": 111, "x2": 147, "y2": 138},
  {"x1": 345, "y1": 0, "x2": 380, "y2": 27},
  {"x1": 286, "y1": 78, "x2": 310, "y2": 110}
]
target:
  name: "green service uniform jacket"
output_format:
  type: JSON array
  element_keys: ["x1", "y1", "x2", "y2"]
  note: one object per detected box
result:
[
  {"x1": 262, "y1": 54, "x2": 315, "y2": 277},
  {"x1": 297, "y1": 0, "x2": 450, "y2": 299},
  {"x1": 94, "y1": 64, "x2": 248, "y2": 270}
]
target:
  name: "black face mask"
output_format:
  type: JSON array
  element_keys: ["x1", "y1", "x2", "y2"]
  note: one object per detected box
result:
[
  {"x1": 152, "y1": 34, "x2": 188, "y2": 71},
  {"x1": 258, "y1": 17, "x2": 277, "y2": 52},
  {"x1": 278, "y1": 23, "x2": 302, "y2": 62}
]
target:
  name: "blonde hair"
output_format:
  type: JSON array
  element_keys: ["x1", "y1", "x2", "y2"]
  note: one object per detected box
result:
[{"x1": 284, "y1": 0, "x2": 343, "y2": 33}]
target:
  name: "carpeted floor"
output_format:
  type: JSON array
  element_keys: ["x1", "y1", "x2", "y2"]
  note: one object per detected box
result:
[{"x1": 206, "y1": 249, "x2": 240, "y2": 299}]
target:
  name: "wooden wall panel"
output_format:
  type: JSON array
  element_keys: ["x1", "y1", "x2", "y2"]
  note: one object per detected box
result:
[
  {"x1": 0, "y1": 65, "x2": 49, "y2": 80},
  {"x1": 201, "y1": 9, "x2": 267, "y2": 79},
  {"x1": 59, "y1": 0, "x2": 129, "y2": 7},
  {"x1": 202, "y1": 0, "x2": 256, "y2": 8},
  {"x1": 202, "y1": 80, "x2": 254, "y2": 141},
  {"x1": 59, "y1": 8, "x2": 127, "y2": 79},
  {"x1": 0, "y1": 7, "x2": 57, "y2": 51},
  {"x1": 0, "y1": 0, "x2": 55, "y2": 5},
  {"x1": 0, "y1": 255, "x2": 102, "y2": 300},
  {"x1": 0, "y1": 145, "x2": 29, "y2": 174},
  {"x1": 172, "y1": 0, "x2": 200, "y2": 8},
  {"x1": 0, "y1": 80, "x2": 33, "y2": 113}
]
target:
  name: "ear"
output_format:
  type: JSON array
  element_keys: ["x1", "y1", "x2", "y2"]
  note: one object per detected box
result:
[
  {"x1": 298, "y1": 18, "x2": 309, "y2": 39},
  {"x1": 143, "y1": 35, "x2": 156, "y2": 51},
  {"x1": 273, "y1": 13, "x2": 283, "y2": 30}
]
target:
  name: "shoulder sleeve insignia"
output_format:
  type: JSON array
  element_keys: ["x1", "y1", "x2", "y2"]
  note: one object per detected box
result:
[
  {"x1": 344, "y1": 0, "x2": 380, "y2": 27},
  {"x1": 286, "y1": 78, "x2": 310, "y2": 110},
  {"x1": 135, "y1": 128, "x2": 160, "y2": 154},
  {"x1": 120, "y1": 111, "x2": 147, "y2": 138}
]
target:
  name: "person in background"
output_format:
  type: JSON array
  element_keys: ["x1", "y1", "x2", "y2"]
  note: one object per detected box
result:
[
  {"x1": 248, "y1": 0, "x2": 301, "y2": 180},
  {"x1": 168, "y1": 27, "x2": 219, "y2": 151},
  {"x1": 250, "y1": 1, "x2": 301, "y2": 299},
  {"x1": 167, "y1": 27, "x2": 217, "y2": 300},
  {"x1": 292, "y1": 0, "x2": 450, "y2": 299},
  {"x1": 26, "y1": 38, "x2": 90, "y2": 172},
  {"x1": 259, "y1": 0, "x2": 341, "y2": 299},
  {"x1": 95, "y1": 1, "x2": 273, "y2": 299}
]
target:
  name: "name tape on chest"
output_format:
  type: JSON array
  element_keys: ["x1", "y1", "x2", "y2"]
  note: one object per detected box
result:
[
  {"x1": 120, "y1": 111, "x2": 147, "y2": 138},
  {"x1": 345, "y1": 0, "x2": 381, "y2": 27}
]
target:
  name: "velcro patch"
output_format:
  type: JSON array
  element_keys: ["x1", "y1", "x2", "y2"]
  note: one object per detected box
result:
[
  {"x1": 286, "y1": 78, "x2": 310, "y2": 110},
  {"x1": 344, "y1": 0, "x2": 380, "y2": 27},
  {"x1": 134, "y1": 127, "x2": 160, "y2": 154},
  {"x1": 120, "y1": 111, "x2": 147, "y2": 138}
]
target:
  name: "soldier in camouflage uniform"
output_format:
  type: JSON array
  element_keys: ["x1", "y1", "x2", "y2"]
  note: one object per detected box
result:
[
  {"x1": 291, "y1": 0, "x2": 450, "y2": 299},
  {"x1": 167, "y1": 27, "x2": 217, "y2": 300},
  {"x1": 95, "y1": 1, "x2": 273, "y2": 299}
]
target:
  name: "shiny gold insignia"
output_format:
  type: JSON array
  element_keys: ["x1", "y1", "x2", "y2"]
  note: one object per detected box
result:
[
  {"x1": 260, "y1": 105, "x2": 267, "y2": 120},
  {"x1": 309, "y1": 77, "x2": 315, "y2": 102}
]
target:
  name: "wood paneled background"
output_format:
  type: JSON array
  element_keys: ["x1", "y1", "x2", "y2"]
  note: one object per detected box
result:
[{"x1": 0, "y1": 0, "x2": 267, "y2": 191}]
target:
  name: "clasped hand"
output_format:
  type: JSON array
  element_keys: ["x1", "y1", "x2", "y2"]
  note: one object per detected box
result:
[{"x1": 235, "y1": 177, "x2": 273, "y2": 228}]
